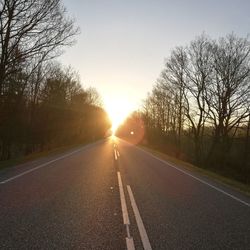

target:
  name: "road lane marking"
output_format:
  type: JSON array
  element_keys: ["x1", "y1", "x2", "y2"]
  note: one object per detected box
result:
[
  {"x1": 117, "y1": 172, "x2": 130, "y2": 224},
  {"x1": 117, "y1": 172, "x2": 135, "y2": 250},
  {"x1": 134, "y1": 146, "x2": 250, "y2": 208},
  {"x1": 125, "y1": 224, "x2": 135, "y2": 250},
  {"x1": 114, "y1": 148, "x2": 120, "y2": 160},
  {"x1": 0, "y1": 142, "x2": 98, "y2": 184},
  {"x1": 114, "y1": 149, "x2": 118, "y2": 160},
  {"x1": 126, "y1": 237, "x2": 135, "y2": 250},
  {"x1": 127, "y1": 185, "x2": 152, "y2": 250}
]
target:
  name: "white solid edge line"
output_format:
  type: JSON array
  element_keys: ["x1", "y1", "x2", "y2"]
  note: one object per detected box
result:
[
  {"x1": 127, "y1": 185, "x2": 152, "y2": 250},
  {"x1": 117, "y1": 172, "x2": 130, "y2": 225},
  {"x1": 134, "y1": 146, "x2": 250, "y2": 208},
  {"x1": 126, "y1": 237, "x2": 135, "y2": 250},
  {"x1": 0, "y1": 142, "x2": 98, "y2": 184}
]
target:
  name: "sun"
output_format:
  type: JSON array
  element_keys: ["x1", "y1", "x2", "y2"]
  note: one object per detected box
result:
[{"x1": 104, "y1": 97, "x2": 133, "y2": 134}]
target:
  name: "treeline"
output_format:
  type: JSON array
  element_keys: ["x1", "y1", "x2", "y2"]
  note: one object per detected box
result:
[
  {"x1": 0, "y1": 0, "x2": 110, "y2": 161},
  {"x1": 118, "y1": 34, "x2": 250, "y2": 184}
]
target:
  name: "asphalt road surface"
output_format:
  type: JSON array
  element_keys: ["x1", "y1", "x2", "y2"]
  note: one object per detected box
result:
[{"x1": 0, "y1": 137, "x2": 250, "y2": 249}]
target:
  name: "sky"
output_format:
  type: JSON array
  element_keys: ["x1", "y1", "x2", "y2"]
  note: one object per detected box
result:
[{"x1": 60, "y1": 0, "x2": 250, "y2": 125}]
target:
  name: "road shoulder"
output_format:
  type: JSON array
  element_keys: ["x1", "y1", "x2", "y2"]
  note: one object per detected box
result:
[
  {"x1": 137, "y1": 144, "x2": 250, "y2": 197},
  {"x1": 0, "y1": 139, "x2": 106, "y2": 183}
]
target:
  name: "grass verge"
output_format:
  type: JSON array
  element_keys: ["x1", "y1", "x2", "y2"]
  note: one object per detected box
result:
[{"x1": 139, "y1": 144, "x2": 250, "y2": 197}]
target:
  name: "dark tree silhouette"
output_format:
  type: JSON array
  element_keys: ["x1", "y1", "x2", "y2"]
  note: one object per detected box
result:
[
  {"x1": 0, "y1": 1, "x2": 110, "y2": 161},
  {"x1": 119, "y1": 34, "x2": 250, "y2": 184}
]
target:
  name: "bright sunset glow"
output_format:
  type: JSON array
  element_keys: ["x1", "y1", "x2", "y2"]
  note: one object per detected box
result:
[{"x1": 104, "y1": 97, "x2": 133, "y2": 134}]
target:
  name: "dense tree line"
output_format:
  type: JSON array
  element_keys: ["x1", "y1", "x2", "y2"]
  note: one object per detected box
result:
[
  {"x1": 0, "y1": 0, "x2": 110, "y2": 161},
  {"x1": 118, "y1": 34, "x2": 250, "y2": 184}
]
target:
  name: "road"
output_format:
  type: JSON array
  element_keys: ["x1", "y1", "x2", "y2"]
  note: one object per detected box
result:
[{"x1": 0, "y1": 137, "x2": 250, "y2": 249}]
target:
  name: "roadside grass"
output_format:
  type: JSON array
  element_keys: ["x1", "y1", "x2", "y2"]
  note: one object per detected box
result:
[
  {"x1": 139, "y1": 145, "x2": 250, "y2": 197},
  {"x1": 0, "y1": 142, "x2": 88, "y2": 171}
]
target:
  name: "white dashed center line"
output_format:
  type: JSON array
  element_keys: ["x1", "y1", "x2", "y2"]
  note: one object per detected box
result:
[
  {"x1": 117, "y1": 172, "x2": 135, "y2": 250},
  {"x1": 114, "y1": 149, "x2": 118, "y2": 160}
]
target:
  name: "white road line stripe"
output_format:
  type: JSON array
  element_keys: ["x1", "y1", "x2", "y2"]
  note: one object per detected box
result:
[
  {"x1": 117, "y1": 150, "x2": 120, "y2": 157},
  {"x1": 126, "y1": 224, "x2": 131, "y2": 238},
  {"x1": 117, "y1": 172, "x2": 135, "y2": 250},
  {"x1": 114, "y1": 149, "x2": 118, "y2": 160},
  {"x1": 126, "y1": 237, "x2": 135, "y2": 250},
  {"x1": 117, "y1": 172, "x2": 130, "y2": 225},
  {"x1": 127, "y1": 185, "x2": 152, "y2": 250},
  {"x1": 135, "y1": 146, "x2": 250, "y2": 208},
  {"x1": 0, "y1": 147, "x2": 85, "y2": 184}
]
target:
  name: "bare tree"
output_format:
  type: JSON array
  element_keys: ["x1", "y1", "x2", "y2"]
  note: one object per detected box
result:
[
  {"x1": 207, "y1": 34, "x2": 250, "y2": 164},
  {"x1": 0, "y1": 0, "x2": 79, "y2": 95},
  {"x1": 137, "y1": 33, "x2": 250, "y2": 183},
  {"x1": 0, "y1": 0, "x2": 79, "y2": 159},
  {"x1": 182, "y1": 35, "x2": 214, "y2": 163},
  {"x1": 163, "y1": 46, "x2": 187, "y2": 154}
]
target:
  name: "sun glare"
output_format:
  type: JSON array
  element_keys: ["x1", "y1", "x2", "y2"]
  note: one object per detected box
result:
[{"x1": 104, "y1": 98, "x2": 133, "y2": 134}]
